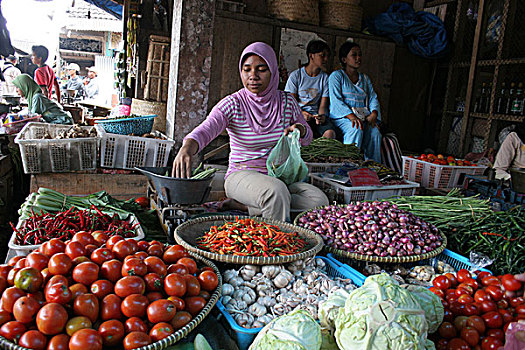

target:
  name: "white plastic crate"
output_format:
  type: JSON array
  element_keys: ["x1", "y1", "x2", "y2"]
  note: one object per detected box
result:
[
  {"x1": 96, "y1": 125, "x2": 175, "y2": 169},
  {"x1": 8, "y1": 213, "x2": 145, "y2": 257},
  {"x1": 402, "y1": 156, "x2": 486, "y2": 189},
  {"x1": 14, "y1": 122, "x2": 98, "y2": 174},
  {"x1": 306, "y1": 163, "x2": 349, "y2": 173},
  {"x1": 309, "y1": 173, "x2": 419, "y2": 203}
]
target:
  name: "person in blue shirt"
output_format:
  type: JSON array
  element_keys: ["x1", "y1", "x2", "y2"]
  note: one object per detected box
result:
[
  {"x1": 328, "y1": 42, "x2": 382, "y2": 162},
  {"x1": 285, "y1": 40, "x2": 336, "y2": 139}
]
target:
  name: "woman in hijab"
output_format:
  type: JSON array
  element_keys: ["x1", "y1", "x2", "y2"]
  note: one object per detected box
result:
[
  {"x1": 172, "y1": 42, "x2": 328, "y2": 221},
  {"x1": 12, "y1": 74, "x2": 73, "y2": 125}
]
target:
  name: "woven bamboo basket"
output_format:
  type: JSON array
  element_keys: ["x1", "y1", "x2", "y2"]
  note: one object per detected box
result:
[
  {"x1": 174, "y1": 215, "x2": 323, "y2": 265},
  {"x1": 131, "y1": 98, "x2": 167, "y2": 133},
  {"x1": 294, "y1": 205, "x2": 448, "y2": 264},
  {"x1": 320, "y1": 0, "x2": 363, "y2": 31},
  {"x1": 268, "y1": 0, "x2": 320, "y2": 25},
  {"x1": 0, "y1": 251, "x2": 222, "y2": 350}
]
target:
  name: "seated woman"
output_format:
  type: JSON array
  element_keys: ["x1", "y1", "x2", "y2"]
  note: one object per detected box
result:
[
  {"x1": 172, "y1": 42, "x2": 328, "y2": 221},
  {"x1": 285, "y1": 40, "x2": 336, "y2": 139},
  {"x1": 328, "y1": 42, "x2": 382, "y2": 162},
  {"x1": 13, "y1": 74, "x2": 73, "y2": 125},
  {"x1": 493, "y1": 122, "x2": 525, "y2": 180}
]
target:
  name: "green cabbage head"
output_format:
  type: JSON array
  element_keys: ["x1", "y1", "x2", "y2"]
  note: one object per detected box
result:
[
  {"x1": 405, "y1": 285, "x2": 444, "y2": 333},
  {"x1": 334, "y1": 273, "x2": 429, "y2": 350}
]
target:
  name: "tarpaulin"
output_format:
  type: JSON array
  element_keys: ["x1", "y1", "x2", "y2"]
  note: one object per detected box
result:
[{"x1": 84, "y1": 0, "x2": 123, "y2": 20}]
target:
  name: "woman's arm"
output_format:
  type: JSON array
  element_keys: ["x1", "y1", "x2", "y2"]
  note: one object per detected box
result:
[
  {"x1": 328, "y1": 72, "x2": 361, "y2": 129},
  {"x1": 288, "y1": 97, "x2": 313, "y2": 146},
  {"x1": 494, "y1": 132, "x2": 521, "y2": 180},
  {"x1": 365, "y1": 75, "x2": 381, "y2": 120},
  {"x1": 318, "y1": 97, "x2": 329, "y2": 123}
]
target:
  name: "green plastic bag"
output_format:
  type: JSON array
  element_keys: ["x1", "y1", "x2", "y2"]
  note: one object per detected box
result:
[{"x1": 266, "y1": 129, "x2": 308, "y2": 185}]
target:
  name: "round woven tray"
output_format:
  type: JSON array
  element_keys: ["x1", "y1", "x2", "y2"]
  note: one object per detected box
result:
[
  {"x1": 320, "y1": 0, "x2": 363, "y2": 31},
  {"x1": 174, "y1": 215, "x2": 323, "y2": 265},
  {"x1": 0, "y1": 251, "x2": 222, "y2": 350},
  {"x1": 268, "y1": 0, "x2": 319, "y2": 25},
  {"x1": 294, "y1": 205, "x2": 448, "y2": 264}
]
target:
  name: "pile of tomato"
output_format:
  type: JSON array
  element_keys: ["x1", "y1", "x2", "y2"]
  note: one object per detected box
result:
[
  {"x1": 412, "y1": 154, "x2": 476, "y2": 167},
  {"x1": 430, "y1": 269, "x2": 524, "y2": 350},
  {"x1": 0, "y1": 231, "x2": 220, "y2": 350}
]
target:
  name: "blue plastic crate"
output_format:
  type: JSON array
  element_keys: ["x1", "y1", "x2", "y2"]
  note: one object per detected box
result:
[
  {"x1": 326, "y1": 249, "x2": 492, "y2": 280},
  {"x1": 95, "y1": 115, "x2": 156, "y2": 135},
  {"x1": 216, "y1": 256, "x2": 363, "y2": 350}
]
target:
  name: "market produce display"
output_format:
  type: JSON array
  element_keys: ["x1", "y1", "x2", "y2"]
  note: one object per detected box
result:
[
  {"x1": 358, "y1": 261, "x2": 455, "y2": 287},
  {"x1": 0, "y1": 234, "x2": 221, "y2": 350},
  {"x1": 12, "y1": 206, "x2": 139, "y2": 245},
  {"x1": 410, "y1": 153, "x2": 477, "y2": 166},
  {"x1": 429, "y1": 268, "x2": 524, "y2": 350},
  {"x1": 163, "y1": 163, "x2": 217, "y2": 179},
  {"x1": 296, "y1": 201, "x2": 444, "y2": 260},
  {"x1": 301, "y1": 138, "x2": 362, "y2": 163},
  {"x1": 196, "y1": 218, "x2": 307, "y2": 257},
  {"x1": 221, "y1": 258, "x2": 357, "y2": 329}
]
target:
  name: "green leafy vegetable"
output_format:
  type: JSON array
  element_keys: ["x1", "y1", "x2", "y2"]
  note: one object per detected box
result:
[{"x1": 405, "y1": 285, "x2": 444, "y2": 333}]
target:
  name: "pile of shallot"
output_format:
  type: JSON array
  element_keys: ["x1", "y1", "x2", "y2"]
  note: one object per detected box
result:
[{"x1": 296, "y1": 201, "x2": 443, "y2": 258}]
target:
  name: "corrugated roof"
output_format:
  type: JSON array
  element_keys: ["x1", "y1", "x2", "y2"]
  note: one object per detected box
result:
[{"x1": 64, "y1": 0, "x2": 122, "y2": 32}]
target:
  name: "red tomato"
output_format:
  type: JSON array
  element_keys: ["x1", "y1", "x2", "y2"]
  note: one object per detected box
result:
[
  {"x1": 73, "y1": 293, "x2": 99, "y2": 323},
  {"x1": 100, "y1": 294, "x2": 122, "y2": 321},
  {"x1": 90, "y1": 248, "x2": 114, "y2": 265},
  {"x1": 149, "y1": 322, "x2": 174, "y2": 342},
  {"x1": 460, "y1": 326, "x2": 480, "y2": 347},
  {"x1": 48, "y1": 254, "x2": 72, "y2": 276},
  {"x1": 447, "y1": 337, "x2": 470, "y2": 350},
  {"x1": 167, "y1": 264, "x2": 189, "y2": 276},
  {"x1": 121, "y1": 294, "x2": 149, "y2": 318},
  {"x1": 480, "y1": 336, "x2": 503, "y2": 350},
  {"x1": 516, "y1": 304, "x2": 525, "y2": 315},
  {"x1": 486, "y1": 328, "x2": 504, "y2": 341},
  {"x1": 466, "y1": 315, "x2": 486, "y2": 334},
  {"x1": 177, "y1": 258, "x2": 197, "y2": 275},
  {"x1": 482, "y1": 276, "x2": 500, "y2": 286},
  {"x1": 36, "y1": 303, "x2": 67, "y2": 335},
  {"x1": 0, "y1": 310, "x2": 11, "y2": 326},
  {"x1": 474, "y1": 290, "x2": 490, "y2": 303},
  {"x1": 198, "y1": 271, "x2": 218, "y2": 292},
  {"x1": 72, "y1": 256, "x2": 90, "y2": 266},
  {"x1": 0, "y1": 321, "x2": 27, "y2": 342},
  {"x1": 7, "y1": 256, "x2": 24, "y2": 267},
  {"x1": 462, "y1": 303, "x2": 480, "y2": 316},
  {"x1": 122, "y1": 257, "x2": 148, "y2": 277},
  {"x1": 72, "y1": 262, "x2": 99, "y2": 285},
  {"x1": 42, "y1": 239, "x2": 66, "y2": 256},
  {"x1": 167, "y1": 296, "x2": 185, "y2": 311},
  {"x1": 457, "y1": 294, "x2": 474, "y2": 305},
  {"x1": 453, "y1": 316, "x2": 469, "y2": 332},
  {"x1": 123, "y1": 331, "x2": 151, "y2": 350},
  {"x1": 47, "y1": 334, "x2": 70, "y2": 350},
  {"x1": 163, "y1": 245, "x2": 188, "y2": 264},
  {"x1": 510, "y1": 297, "x2": 525, "y2": 307},
  {"x1": 69, "y1": 328, "x2": 103, "y2": 350},
  {"x1": 184, "y1": 296, "x2": 206, "y2": 317},
  {"x1": 496, "y1": 299, "x2": 508, "y2": 309},
  {"x1": 171, "y1": 310, "x2": 192, "y2": 330},
  {"x1": 438, "y1": 321, "x2": 457, "y2": 339},
  {"x1": 0, "y1": 265, "x2": 12, "y2": 281},
  {"x1": 12, "y1": 296, "x2": 40, "y2": 324},
  {"x1": 65, "y1": 316, "x2": 92, "y2": 336},
  {"x1": 25, "y1": 252, "x2": 49, "y2": 271},
  {"x1": 482, "y1": 311, "x2": 503, "y2": 329},
  {"x1": 72, "y1": 231, "x2": 96, "y2": 247},
  {"x1": 7, "y1": 267, "x2": 20, "y2": 286},
  {"x1": 115, "y1": 276, "x2": 146, "y2": 298},
  {"x1": 184, "y1": 275, "x2": 201, "y2": 297},
  {"x1": 135, "y1": 196, "x2": 149, "y2": 208},
  {"x1": 2, "y1": 286, "x2": 25, "y2": 313},
  {"x1": 134, "y1": 251, "x2": 149, "y2": 260},
  {"x1": 485, "y1": 285, "x2": 504, "y2": 301},
  {"x1": 65, "y1": 241, "x2": 87, "y2": 260},
  {"x1": 144, "y1": 256, "x2": 167, "y2": 277},
  {"x1": 98, "y1": 319, "x2": 125, "y2": 346},
  {"x1": 124, "y1": 317, "x2": 148, "y2": 333},
  {"x1": 90, "y1": 279, "x2": 113, "y2": 299},
  {"x1": 147, "y1": 299, "x2": 176, "y2": 323},
  {"x1": 106, "y1": 235, "x2": 124, "y2": 250},
  {"x1": 164, "y1": 274, "x2": 187, "y2": 297},
  {"x1": 100, "y1": 259, "x2": 123, "y2": 283},
  {"x1": 45, "y1": 283, "x2": 72, "y2": 304},
  {"x1": 112, "y1": 240, "x2": 135, "y2": 260},
  {"x1": 92, "y1": 231, "x2": 109, "y2": 246},
  {"x1": 14, "y1": 258, "x2": 27, "y2": 269},
  {"x1": 481, "y1": 300, "x2": 498, "y2": 313},
  {"x1": 147, "y1": 244, "x2": 164, "y2": 257},
  {"x1": 443, "y1": 309, "x2": 454, "y2": 322},
  {"x1": 146, "y1": 291, "x2": 164, "y2": 303},
  {"x1": 144, "y1": 273, "x2": 163, "y2": 292},
  {"x1": 476, "y1": 271, "x2": 492, "y2": 282},
  {"x1": 69, "y1": 283, "x2": 88, "y2": 299},
  {"x1": 501, "y1": 274, "x2": 522, "y2": 291},
  {"x1": 433, "y1": 275, "x2": 452, "y2": 290},
  {"x1": 457, "y1": 269, "x2": 472, "y2": 283},
  {"x1": 199, "y1": 290, "x2": 211, "y2": 301},
  {"x1": 14, "y1": 267, "x2": 43, "y2": 293},
  {"x1": 462, "y1": 278, "x2": 479, "y2": 290},
  {"x1": 137, "y1": 241, "x2": 149, "y2": 252},
  {"x1": 456, "y1": 284, "x2": 474, "y2": 295},
  {"x1": 430, "y1": 287, "x2": 445, "y2": 299}
]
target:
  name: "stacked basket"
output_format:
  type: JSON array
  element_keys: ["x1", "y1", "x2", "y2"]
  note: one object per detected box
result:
[
  {"x1": 320, "y1": 0, "x2": 363, "y2": 30},
  {"x1": 267, "y1": 0, "x2": 320, "y2": 25}
]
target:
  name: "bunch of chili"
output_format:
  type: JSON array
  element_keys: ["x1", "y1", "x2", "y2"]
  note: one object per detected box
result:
[
  {"x1": 11, "y1": 205, "x2": 139, "y2": 245},
  {"x1": 196, "y1": 218, "x2": 307, "y2": 257}
]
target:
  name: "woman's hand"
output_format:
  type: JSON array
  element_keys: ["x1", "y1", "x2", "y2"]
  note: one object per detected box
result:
[
  {"x1": 346, "y1": 113, "x2": 362, "y2": 130},
  {"x1": 367, "y1": 111, "x2": 379, "y2": 128},
  {"x1": 314, "y1": 114, "x2": 326, "y2": 125},
  {"x1": 172, "y1": 139, "x2": 199, "y2": 178},
  {"x1": 302, "y1": 110, "x2": 313, "y2": 122},
  {"x1": 284, "y1": 123, "x2": 306, "y2": 138}
]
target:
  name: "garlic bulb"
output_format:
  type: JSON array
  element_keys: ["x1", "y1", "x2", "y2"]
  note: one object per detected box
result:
[
  {"x1": 261, "y1": 265, "x2": 280, "y2": 279},
  {"x1": 223, "y1": 270, "x2": 238, "y2": 284},
  {"x1": 240, "y1": 265, "x2": 259, "y2": 281},
  {"x1": 229, "y1": 276, "x2": 244, "y2": 288},
  {"x1": 222, "y1": 283, "x2": 234, "y2": 296},
  {"x1": 248, "y1": 302, "x2": 267, "y2": 317},
  {"x1": 235, "y1": 313, "x2": 254, "y2": 328},
  {"x1": 222, "y1": 295, "x2": 232, "y2": 305},
  {"x1": 257, "y1": 295, "x2": 276, "y2": 308},
  {"x1": 273, "y1": 270, "x2": 293, "y2": 288},
  {"x1": 241, "y1": 287, "x2": 257, "y2": 305}
]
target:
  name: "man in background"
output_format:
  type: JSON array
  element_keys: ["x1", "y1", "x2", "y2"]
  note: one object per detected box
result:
[
  {"x1": 83, "y1": 66, "x2": 99, "y2": 99},
  {"x1": 1, "y1": 55, "x2": 20, "y2": 94},
  {"x1": 64, "y1": 63, "x2": 83, "y2": 99},
  {"x1": 31, "y1": 45, "x2": 61, "y2": 103}
]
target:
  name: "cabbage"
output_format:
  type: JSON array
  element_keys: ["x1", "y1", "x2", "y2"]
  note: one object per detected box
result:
[
  {"x1": 334, "y1": 273, "x2": 429, "y2": 350},
  {"x1": 320, "y1": 328, "x2": 338, "y2": 350},
  {"x1": 405, "y1": 285, "x2": 444, "y2": 333},
  {"x1": 249, "y1": 309, "x2": 322, "y2": 350},
  {"x1": 318, "y1": 288, "x2": 350, "y2": 331}
]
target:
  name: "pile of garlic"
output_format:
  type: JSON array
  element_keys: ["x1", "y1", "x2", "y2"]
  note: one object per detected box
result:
[
  {"x1": 363, "y1": 260, "x2": 455, "y2": 287},
  {"x1": 220, "y1": 257, "x2": 356, "y2": 329}
]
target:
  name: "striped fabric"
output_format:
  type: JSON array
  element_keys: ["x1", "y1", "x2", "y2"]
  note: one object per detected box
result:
[{"x1": 184, "y1": 91, "x2": 312, "y2": 178}]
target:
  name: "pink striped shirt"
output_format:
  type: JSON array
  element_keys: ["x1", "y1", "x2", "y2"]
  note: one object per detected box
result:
[{"x1": 184, "y1": 91, "x2": 312, "y2": 178}]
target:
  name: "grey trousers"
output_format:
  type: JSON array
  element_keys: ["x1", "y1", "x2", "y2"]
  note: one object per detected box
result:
[{"x1": 224, "y1": 170, "x2": 329, "y2": 221}]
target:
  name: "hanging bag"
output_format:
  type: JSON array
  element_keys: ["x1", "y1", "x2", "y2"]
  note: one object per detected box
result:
[{"x1": 266, "y1": 129, "x2": 309, "y2": 185}]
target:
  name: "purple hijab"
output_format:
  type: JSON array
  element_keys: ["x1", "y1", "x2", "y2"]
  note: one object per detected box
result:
[{"x1": 233, "y1": 42, "x2": 282, "y2": 134}]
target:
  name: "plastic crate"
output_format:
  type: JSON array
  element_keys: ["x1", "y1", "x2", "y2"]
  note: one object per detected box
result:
[
  {"x1": 326, "y1": 249, "x2": 493, "y2": 278},
  {"x1": 14, "y1": 122, "x2": 99, "y2": 174},
  {"x1": 96, "y1": 125, "x2": 174, "y2": 169},
  {"x1": 2, "y1": 116, "x2": 42, "y2": 134},
  {"x1": 95, "y1": 115, "x2": 155, "y2": 135},
  {"x1": 306, "y1": 163, "x2": 346, "y2": 173},
  {"x1": 216, "y1": 256, "x2": 363, "y2": 350},
  {"x1": 309, "y1": 173, "x2": 419, "y2": 203},
  {"x1": 8, "y1": 214, "x2": 145, "y2": 257},
  {"x1": 402, "y1": 156, "x2": 486, "y2": 189}
]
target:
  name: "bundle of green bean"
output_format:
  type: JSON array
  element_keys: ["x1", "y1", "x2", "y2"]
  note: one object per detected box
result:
[
  {"x1": 301, "y1": 138, "x2": 362, "y2": 163},
  {"x1": 190, "y1": 163, "x2": 217, "y2": 179},
  {"x1": 381, "y1": 189, "x2": 491, "y2": 229}
]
